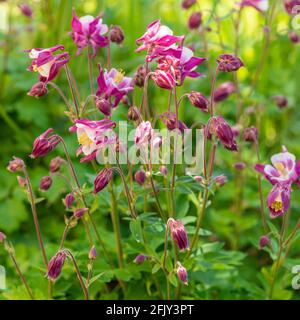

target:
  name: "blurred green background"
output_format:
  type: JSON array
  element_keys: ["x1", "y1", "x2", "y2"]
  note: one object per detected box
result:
[{"x1": 0, "y1": 0, "x2": 299, "y2": 299}]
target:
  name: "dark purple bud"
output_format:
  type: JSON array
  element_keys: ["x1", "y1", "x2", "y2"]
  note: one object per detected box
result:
[
  {"x1": 28, "y1": 82, "x2": 48, "y2": 98},
  {"x1": 176, "y1": 262, "x2": 188, "y2": 285},
  {"x1": 63, "y1": 193, "x2": 75, "y2": 209},
  {"x1": 18, "y1": 3, "x2": 33, "y2": 18},
  {"x1": 160, "y1": 111, "x2": 188, "y2": 133},
  {"x1": 39, "y1": 176, "x2": 52, "y2": 191},
  {"x1": 0, "y1": 231, "x2": 6, "y2": 243},
  {"x1": 214, "y1": 174, "x2": 228, "y2": 187},
  {"x1": 74, "y1": 208, "x2": 88, "y2": 219},
  {"x1": 234, "y1": 162, "x2": 246, "y2": 170},
  {"x1": 213, "y1": 82, "x2": 235, "y2": 102},
  {"x1": 160, "y1": 166, "x2": 168, "y2": 176},
  {"x1": 17, "y1": 176, "x2": 27, "y2": 188},
  {"x1": 134, "y1": 170, "x2": 146, "y2": 185},
  {"x1": 259, "y1": 235, "x2": 270, "y2": 249},
  {"x1": 128, "y1": 106, "x2": 140, "y2": 121},
  {"x1": 284, "y1": 0, "x2": 300, "y2": 14},
  {"x1": 134, "y1": 65, "x2": 147, "y2": 87},
  {"x1": 110, "y1": 25, "x2": 125, "y2": 44},
  {"x1": 7, "y1": 157, "x2": 25, "y2": 173},
  {"x1": 89, "y1": 245, "x2": 97, "y2": 260},
  {"x1": 121, "y1": 95, "x2": 130, "y2": 105},
  {"x1": 168, "y1": 218, "x2": 189, "y2": 251},
  {"x1": 49, "y1": 156, "x2": 64, "y2": 173},
  {"x1": 46, "y1": 251, "x2": 67, "y2": 282},
  {"x1": 188, "y1": 12, "x2": 202, "y2": 29},
  {"x1": 187, "y1": 91, "x2": 209, "y2": 112},
  {"x1": 30, "y1": 128, "x2": 60, "y2": 159},
  {"x1": 243, "y1": 126, "x2": 258, "y2": 142},
  {"x1": 274, "y1": 96, "x2": 288, "y2": 109},
  {"x1": 94, "y1": 168, "x2": 113, "y2": 194},
  {"x1": 134, "y1": 254, "x2": 147, "y2": 264},
  {"x1": 96, "y1": 98, "x2": 112, "y2": 116},
  {"x1": 216, "y1": 54, "x2": 244, "y2": 72},
  {"x1": 182, "y1": 0, "x2": 196, "y2": 9}
]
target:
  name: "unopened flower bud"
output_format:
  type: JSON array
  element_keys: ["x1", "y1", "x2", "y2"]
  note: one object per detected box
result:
[
  {"x1": 289, "y1": 31, "x2": 299, "y2": 43},
  {"x1": 168, "y1": 218, "x2": 189, "y2": 251},
  {"x1": 128, "y1": 106, "x2": 140, "y2": 121},
  {"x1": 7, "y1": 157, "x2": 25, "y2": 173},
  {"x1": 152, "y1": 70, "x2": 176, "y2": 90},
  {"x1": 243, "y1": 126, "x2": 258, "y2": 142},
  {"x1": 176, "y1": 262, "x2": 188, "y2": 285},
  {"x1": 74, "y1": 208, "x2": 88, "y2": 219},
  {"x1": 0, "y1": 231, "x2": 6, "y2": 243},
  {"x1": 63, "y1": 193, "x2": 75, "y2": 209},
  {"x1": 135, "y1": 170, "x2": 146, "y2": 185},
  {"x1": 274, "y1": 96, "x2": 288, "y2": 109},
  {"x1": 110, "y1": 25, "x2": 125, "y2": 44},
  {"x1": 28, "y1": 82, "x2": 48, "y2": 98},
  {"x1": 30, "y1": 128, "x2": 60, "y2": 159},
  {"x1": 160, "y1": 166, "x2": 168, "y2": 176},
  {"x1": 213, "y1": 82, "x2": 235, "y2": 102},
  {"x1": 134, "y1": 65, "x2": 147, "y2": 87},
  {"x1": 234, "y1": 162, "x2": 246, "y2": 170},
  {"x1": 182, "y1": 0, "x2": 196, "y2": 9},
  {"x1": 94, "y1": 168, "x2": 113, "y2": 194},
  {"x1": 188, "y1": 12, "x2": 202, "y2": 29},
  {"x1": 89, "y1": 245, "x2": 97, "y2": 260},
  {"x1": 121, "y1": 95, "x2": 129, "y2": 105},
  {"x1": 50, "y1": 156, "x2": 64, "y2": 173},
  {"x1": 217, "y1": 54, "x2": 244, "y2": 72},
  {"x1": 39, "y1": 176, "x2": 52, "y2": 191},
  {"x1": 194, "y1": 175, "x2": 204, "y2": 183},
  {"x1": 187, "y1": 91, "x2": 209, "y2": 112},
  {"x1": 17, "y1": 176, "x2": 27, "y2": 188},
  {"x1": 134, "y1": 254, "x2": 147, "y2": 264},
  {"x1": 18, "y1": 3, "x2": 33, "y2": 18},
  {"x1": 214, "y1": 174, "x2": 228, "y2": 187},
  {"x1": 259, "y1": 235, "x2": 269, "y2": 249},
  {"x1": 96, "y1": 98, "x2": 112, "y2": 116},
  {"x1": 46, "y1": 251, "x2": 67, "y2": 282}
]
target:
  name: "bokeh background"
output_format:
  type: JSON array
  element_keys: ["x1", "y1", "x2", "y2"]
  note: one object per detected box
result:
[{"x1": 0, "y1": 0, "x2": 299, "y2": 299}]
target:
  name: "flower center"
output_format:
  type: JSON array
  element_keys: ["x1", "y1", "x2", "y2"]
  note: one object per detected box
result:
[
  {"x1": 271, "y1": 195, "x2": 283, "y2": 213},
  {"x1": 274, "y1": 162, "x2": 288, "y2": 177},
  {"x1": 78, "y1": 132, "x2": 93, "y2": 146},
  {"x1": 113, "y1": 71, "x2": 124, "y2": 84}
]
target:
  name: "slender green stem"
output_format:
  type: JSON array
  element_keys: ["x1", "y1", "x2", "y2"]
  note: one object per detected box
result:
[
  {"x1": 64, "y1": 65, "x2": 79, "y2": 118},
  {"x1": 48, "y1": 82, "x2": 72, "y2": 113},
  {"x1": 87, "y1": 46, "x2": 95, "y2": 98}
]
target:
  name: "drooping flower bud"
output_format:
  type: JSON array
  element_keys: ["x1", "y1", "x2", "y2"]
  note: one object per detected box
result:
[
  {"x1": 194, "y1": 175, "x2": 204, "y2": 183},
  {"x1": 160, "y1": 166, "x2": 168, "y2": 176},
  {"x1": 17, "y1": 176, "x2": 27, "y2": 188},
  {"x1": 7, "y1": 157, "x2": 25, "y2": 173},
  {"x1": 214, "y1": 174, "x2": 228, "y2": 187},
  {"x1": 160, "y1": 112, "x2": 188, "y2": 133},
  {"x1": 289, "y1": 31, "x2": 300, "y2": 43},
  {"x1": 168, "y1": 218, "x2": 189, "y2": 251},
  {"x1": 134, "y1": 65, "x2": 147, "y2": 88},
  {"x1": 182, "y1": 0, "x2": 196, "y2": 9},
  {"x1": 135, "y1": 170, "x2": 146, "y2": 185},
  {"x1": 274, "y1": 96, "x2": 288, "y2": 109},
  {"x1": 176, "y1": 262, "x2": 188, "y2": 285},
  {"x1": 259, "y1": 235, "x2": 270, "y2": 249},
  {"x1": 187, "y1": 91, "x2": 209, "y2": 112},
  {"x1": 27, "y1": 82, "x2": 48, "y2": 98},
  {"x1": 213, "y1": 82, "x2": 235, "y2": 102},
  {"x1": 89, "y1": 245, "x2": 97, "y2": 260},
  {"x1": 74, "y1": 208, "x2": 88, "y2": 219},
  {"x1": 39, "y1": 176, "x2": 53, "y2": 191},
  {"x1": 128, "y1": 106, "x2": 140, "y2": 121},
  {"x1": 188, "y1": 12, "x2": 202, "y2": 30},
  {"x1": 243, "y1": 126, "x2": 258, "y2": 142},
  {"x1": 216, "y1": 54, "x2": 244, "y2": 72},
  {"x1": 94, "y1": 168, "x2": 113, "y2": 194},
  {"x1": 0, "y1": 231, "x2": 6, "y2": 243},
  {"x1": 49, "y1": 156, "x2": 64, "y2": 173},
  {"x1": 30, "y1": 128, "x2": 60, "y2": 159},
  {"x1": 18, "y1": 3, "x2": 33, "y2": 18},
  {"x1": 110, "y1": 25, "x2": 125, "y2": 44},
  {"x1": 234, "y1": 162, "x2": 246, "y2": 170},
  {"x1": 96, "y1": 97, "x2": 112, "y2": 116},
  {"x1": 134, "y1": 254, "x2": 147, "y2": 264},
  {"x1": 63, "y1": 193, "x2": 75, "y2": 209},
  {"x1": 46, "y1": 251, "x2": 67, "y2": 282},
  {"x1": 152, "y1": 70, "x2": 176, "y2": 90}
]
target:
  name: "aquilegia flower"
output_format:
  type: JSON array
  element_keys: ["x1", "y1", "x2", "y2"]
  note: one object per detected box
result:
[
  {"x1": 176, "y1": 262, "x2": 188, "y2": 285},
  {"x1": 267, "y1": 183, "x2": 291, "y2": 218},
  {"x1": 160, "y1": 111, "x2": 188, "y2": 133},
  {"x1": 71, "y1": 9, "x2": 108, "y2": 56},
  {"x1": 39, "y1": 176, "x2": 53, "y2": 191},
  {"x1": 213, "y1": 82, "x2": 235, "y2": 103},
  {"x1": 168, "y1": 218, "x2": 189, "y2": 251},
  {"x1": 134, "y1": 121, "x2": 153, "y2": 146},
  {"x1": 70, "y1": 119, "x2": 116, "y2": 162},
  {"x1": 187, "y1": 91, "x2": 209, "y2": 112},
  {"x1": 255, "y1": 147, "x2": 299, "y2": 185},
  {"x1": 284, "y1": 0, "x2": 300, "y2": 14},
  {"x1": 216, "y1": 54, "x2": 244, "y2": 72},
  {"x1": 238, "y1": 0, "x2": 269, "y2": 12},
  {"x1": 7, "y1": 157, "x2": 25, "y2": 173},
  {"x1": 26, "y1": 45, "x2": 70, "y2": 83},
  {"x1": 94, "y1": 168, "x2": 114, "y2": 194},
  {"x1": 134, "y1": 254, "x2": 148, "y2": 264},
  {"x1": 96, "y1": 66, "x2": 134, "y2": 108},
  {"x1": 47, "y1": 250, "x2": 67, "y2": 282},
  {"x1": 136, "y1": 19, "x2": 184, "y2": 61},
  {"x1": 30, "y1": 128, "x2": 60, "y2": 158}
]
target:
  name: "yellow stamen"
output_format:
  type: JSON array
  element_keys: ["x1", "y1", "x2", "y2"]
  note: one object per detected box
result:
[
  {"x1": 113, "y1": 70, "x2": 124, "y2": 84},
  {"x1": 78, "y1": 132, "x2": 93, "y2": 146},
  {"x1": 271, "y1": 195, "x2": 283, "y2": 212},
  {"x1": 33, "y1": 64, "x2": 38, "y2": 72}
]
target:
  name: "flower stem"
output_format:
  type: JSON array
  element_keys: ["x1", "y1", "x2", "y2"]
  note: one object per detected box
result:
[
  {"x1": 87, "y1": 46, "x2": 95, "y2": 98},
  {"x1": 64, "y1": 65, "x2": 79, "y2": 119},
  {"x1": 48, "y1": 82, "x2": 72, "y2": 113}
]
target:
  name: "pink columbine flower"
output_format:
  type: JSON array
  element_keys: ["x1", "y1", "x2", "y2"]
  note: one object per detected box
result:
[
  {"x1": 168, "y1": 218, "x2": 189, "y2": 251},
  {"x1": 267, "y1": 183, "x2": 291, "y2": 218},
  {"x1": 239, "y1": 0, "x2": 269, "y2": 12},
  {"x1": 94, "y1": 168, "x2": 113, "y2": 194},
  {"x1": 71, "y1": 9, "x2": 108, "y2": 56},
  {"x1": 134, "y1": 121, "x2": 153, "y2": 146},
  {"x1": 213, "y1": 82, "x2": 235, "y2": 102},
  {"x1": 96, "y1": 66, "x2": 134, "y2": 107},
  {"x1": 284, "y1": 0, "x2": 300, "y2": 14},
  {"x1": 255, "y1": 147, "x2": 299, "y2": 185},
  {"x1": 46, "y1": 251, "x2": 67, "y2": 282},
  {"x1": 26, "y1": 45, "x2": 69, "y2": 83},
  {"x1": 216, "y1": 54, "x2": 244, "y2": 72},
  {"x1": 208, "y1": 116, "x2": 238, "y2": 151},
  {"x1": 136, "y1": 19, "x2": 184, "y2": 61},
  {"x1": 30, "y1": 128, "x2": 60, "y2": 158},
  {"x1": 70, "y1": 119, "x2": 116, "y2": 162},
  {"x1": 7, "y1": 157, "x2": 25, "y2": 173},
  {"x1": 188, "y1": 12, "x2": 202, "y2": 29},
  {"x1": 152, "y1": 69, "x2": 176, "y2": 90},
  {"x1": 176, "y1": 262, "x2": 188, "y2": 285},
  {"x1": 187, "y1": 91, "x2": 209, "y2": 112}
]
